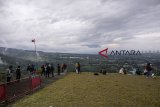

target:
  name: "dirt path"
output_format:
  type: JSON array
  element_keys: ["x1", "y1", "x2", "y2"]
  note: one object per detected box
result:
[{"x1": 41, "y1": 72, "x2": 66, "y2": 87}]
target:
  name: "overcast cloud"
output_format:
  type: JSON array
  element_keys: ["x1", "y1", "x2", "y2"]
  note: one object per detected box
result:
[{"x1": 0, "y1": 0, "x2": 160, "y2": 54}]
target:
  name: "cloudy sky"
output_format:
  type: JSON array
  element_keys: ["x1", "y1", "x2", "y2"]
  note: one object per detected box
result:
[{"x1": 0, "y1": 0, "x2": 160, "y2": 54}]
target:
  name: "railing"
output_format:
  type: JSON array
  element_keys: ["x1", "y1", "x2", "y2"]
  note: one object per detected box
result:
[{"x1": 0, "y1": 75, "x2": 41, "y2": 103}]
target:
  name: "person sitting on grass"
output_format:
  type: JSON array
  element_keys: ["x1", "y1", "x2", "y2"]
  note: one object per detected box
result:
[
  {"x1": 145, "y1": 63, "x2": 153, "y2": 78},
  {"x1": 123, "y1": 68, "x2": 127, "y2": 74},
  {"x1": 119, "y1": 67, "x2": 124, "y2": 74},
  {"x1": 119, "y1": 67, "x2": 127, "y2": 74}
]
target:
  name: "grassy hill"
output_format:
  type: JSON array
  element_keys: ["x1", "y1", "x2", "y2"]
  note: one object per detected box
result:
[{"x1": 11, "y1": 73, "x2": 160, "y2": 107}]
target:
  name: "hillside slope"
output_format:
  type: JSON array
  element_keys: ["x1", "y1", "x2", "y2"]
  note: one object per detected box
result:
[{"x1": 11, "y1": 73, "x2": 160, "y2": 107}]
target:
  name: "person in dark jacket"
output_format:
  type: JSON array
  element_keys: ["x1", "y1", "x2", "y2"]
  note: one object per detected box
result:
[
  {"x1": 57, "y1": 64, "x2": 60, "y2": 75},
  {"x1": 16, "y1": 66, "x2": 21, "y2": 80},
  {"x1": 77, "y1": 62, "x2": 81, "y2": 73},
  {"x1": 31, "y1": 64, "x2": 35, "y2": 75},
  {"x1": 27, "y1": 64, "x2": 32, "y2": 75},
  {"x1": 50, "y1": 64, "x2": 54, "y2": 77},
  {"x1": 41, "y1": 65, "x2": 45, "y2": 76}
]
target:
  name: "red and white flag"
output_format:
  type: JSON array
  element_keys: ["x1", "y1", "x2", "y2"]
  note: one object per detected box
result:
[{"x1": 31, "y1": 39, "x2": 35, "y2": 42}]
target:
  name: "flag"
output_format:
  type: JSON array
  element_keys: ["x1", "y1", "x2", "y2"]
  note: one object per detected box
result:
[{"x1": 31, "y1": 39, "x2": 35, "y2": 42}]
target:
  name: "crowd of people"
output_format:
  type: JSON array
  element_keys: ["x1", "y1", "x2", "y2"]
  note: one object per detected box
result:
[
  {"x1": 6, "y1": 61, "x2": 155, "y2": 83},
  {"x1": 6, "y1": 62, "x2": 82, "y2": 82},
  {"x1": 6, "y1": 63, "x2": 69, "y2": 82},
  {"x1": 40, "y1": 63, "x2": 67, "y2": 77}
]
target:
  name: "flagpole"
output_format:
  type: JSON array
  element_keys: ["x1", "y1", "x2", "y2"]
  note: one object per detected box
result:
[
  {"x1": 32, "y1": 39, "x2": 38, "y2": 71},
  {"x1": 35, "y1": 41, "x2": 38, "y2": 71}
]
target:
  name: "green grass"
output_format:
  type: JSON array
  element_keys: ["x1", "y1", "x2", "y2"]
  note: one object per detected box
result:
[{"x1": 11, "y1": 72, "x2": 160, "y2": 107}]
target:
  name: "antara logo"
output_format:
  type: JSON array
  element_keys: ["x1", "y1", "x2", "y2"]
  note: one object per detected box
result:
[
  {"x1": 99, "y1": 48, "x2": 141, "y2": 58},
  {"x1": 99, "y1": 48, "x2": 109, "y2": 58}
]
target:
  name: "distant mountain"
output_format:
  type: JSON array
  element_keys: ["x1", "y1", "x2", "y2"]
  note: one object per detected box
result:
[
  {"x1": 0, "y1": 47, "x2": 97, "y2": 62},
  {"x1": 0, "y1": 53, "x2": 33, "y2": 68},
  {"x1": 0, "y1": 47, "x2": 41, "y2": 62},
  {"x1": 0, "y1": 47, "x2": 100, "y2": 63}
]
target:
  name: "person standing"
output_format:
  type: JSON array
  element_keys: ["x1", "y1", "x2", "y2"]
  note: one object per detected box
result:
[
  {"x1": 61, "y1": 63, "x2": 64, "y2": 73},
  {"x1": 63, "y1": 63, "x2": 67, "y2": 73},
  {"x1": 6, "y1": 65, "x2": 14, "y2": 82},
  {"x1": 41, "y1": 65, "x2": 45, "y2": 76},
  {"x1": 27, "y1": 64, "x2": 32, "y2": 75},
  {"x1": 75, "y1": 62, "x2": 78, "y2": 73},
  {"x1": 57, "y1": 64, "x2": 60, "y2": 75},
  {"x1": 75, "y1": 62, "x2": 80, "y2": 74},
  {"x1": 77, "y1": 62, "x2": 81, "y2": 73},
  {"x1": 50, "y1": 64, "x2": 55, "y2": 77},
  {"x1": 16, "y1": 66, "x2": 21, "y2": 80},
  {"x1": 45, "y1": 63, "x2": 50, "y2": 78},
  {"x1": 31, "y1": 64, "x2": 36, "y2": 75},
  {"x1": 44, "y1": 64, "x2": 47, "y2": 77}
]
